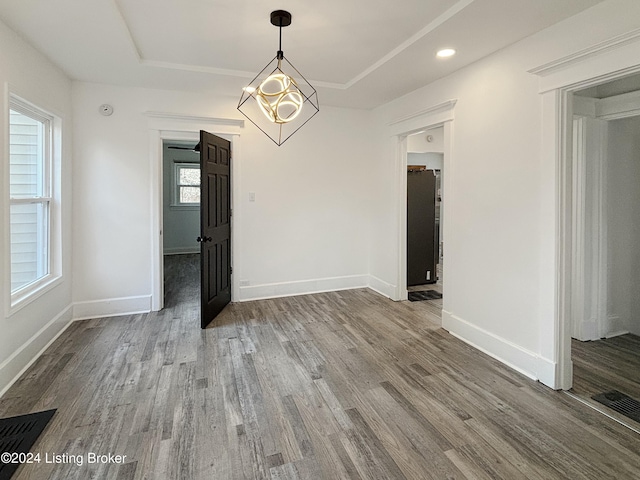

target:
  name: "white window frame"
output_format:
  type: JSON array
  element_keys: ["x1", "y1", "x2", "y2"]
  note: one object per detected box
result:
[
  {"x1": 172, "y1": 162, "x2": 201, "y2": 208},
  {"x1": 6, "y1": 94, "x2": 62, "y2": 314}
]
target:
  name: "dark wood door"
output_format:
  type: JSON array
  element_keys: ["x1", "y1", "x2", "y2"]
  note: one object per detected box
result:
[
  {"x1": 199, "y1": 130, "x2": 231, "y2": 328},
  {"x1": 407, "y1": 169, "x2": 437, "y2": 286}
]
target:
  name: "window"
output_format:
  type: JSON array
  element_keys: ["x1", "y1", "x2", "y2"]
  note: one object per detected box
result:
[
  {"x1": 8, "y1": 96, "x2": 59, "y2": 306},
  {"x1": 174, "y1": 163, "x2": 200, "y2": 206}
]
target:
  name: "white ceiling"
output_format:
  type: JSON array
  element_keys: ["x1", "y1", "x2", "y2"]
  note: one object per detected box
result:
[{"x1": 0, "y1": 0, "x2": 604, "y2": 109}]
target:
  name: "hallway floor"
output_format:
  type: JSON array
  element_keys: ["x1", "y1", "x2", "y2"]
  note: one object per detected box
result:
[{"x1": 572, "y1": 334, "x2": 640, "y2": 431}]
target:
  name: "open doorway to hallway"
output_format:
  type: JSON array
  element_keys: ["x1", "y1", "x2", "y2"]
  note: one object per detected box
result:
[
  {"x1": 162, "y1": 140, "x2": 201, "y2": 309},
  {"x1": 568, "y1": 73, "x2": 640, "y2": 430},
  {"x1": 406, "y1": 127, "x2": 444, "y2": 308}
]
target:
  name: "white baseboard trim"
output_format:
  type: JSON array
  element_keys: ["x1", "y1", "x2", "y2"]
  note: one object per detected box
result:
[
  {"x1": 442, "y1": 309, "x2": 539, "y2": 382},
  {"x1": 573, "y1": 317, "x2": 600, "y2": 342},
  {"x1": 367, "y1": 275, "x2": 397, "y2": 300},
  {"x1": 163, "y1": 247, "x2": 199, "y2": 255},
  {"x1": 73, "y1": 295, "x2": 152, "y2": 321},
  {"x1": 605, "y1": 329, "x2": 630, "y2": 339},
  {"x1": 237, "y1": 275, "x2": 368, "y2": 302},
  {"x1": 535, "y1": 355, "x2": 561, "y2": 389},
  {"x1": 0, "y1": 304, "x2": 73, "y2": 398}
]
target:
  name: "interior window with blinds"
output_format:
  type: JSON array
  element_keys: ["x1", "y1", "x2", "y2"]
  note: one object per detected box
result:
[{"x1": 9, "y1": 101, "x2": 52, "y2": 295}]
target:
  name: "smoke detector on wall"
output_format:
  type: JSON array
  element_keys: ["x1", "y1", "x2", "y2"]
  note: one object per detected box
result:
[{"x1": 99, "y1": 104, "x2": 113, "y2": 116}]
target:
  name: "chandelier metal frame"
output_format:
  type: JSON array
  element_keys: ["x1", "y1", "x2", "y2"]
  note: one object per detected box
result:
[{"x1": 238, "y1": 10, "x2": 320, "y2": 146}]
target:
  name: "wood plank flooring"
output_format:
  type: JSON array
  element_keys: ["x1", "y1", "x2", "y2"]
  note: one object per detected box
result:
[
  {"x1": 572, "y1": 334, "x2": 640, "y2": 430},
  {"x1": 1, "y1": 254, "x2": 640, "y2": 479}
]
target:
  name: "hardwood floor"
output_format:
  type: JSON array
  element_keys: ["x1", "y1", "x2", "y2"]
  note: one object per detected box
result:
[
  {"x1": 571, "y1": 334, "x2": 640, "y2": 430},
  {"x1": 1, "y1": 254, "x2": 640, "y2": 479}
]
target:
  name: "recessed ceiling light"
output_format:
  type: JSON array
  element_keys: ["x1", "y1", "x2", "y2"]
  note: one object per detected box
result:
[{"x1": 437, "y1": 48, "x2": 456, "y2": 58}]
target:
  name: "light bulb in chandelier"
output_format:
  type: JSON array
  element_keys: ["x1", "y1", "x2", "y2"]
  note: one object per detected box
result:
[{"x1": 256, "y1": 73, "x2": 303, "y2": 124}]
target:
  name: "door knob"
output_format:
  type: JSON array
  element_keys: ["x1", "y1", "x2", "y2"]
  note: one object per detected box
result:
[{"x1": 197, "y1": 236, "x2": 212, "y2": 243}]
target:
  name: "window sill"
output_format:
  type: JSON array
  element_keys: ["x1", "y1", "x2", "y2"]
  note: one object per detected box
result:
[
  {"x1": 169, "y1": 204, "x2": 200, "y2": 211},
  {"x1": 7, "y1": 274, "x2": 63, "y2": 318}
]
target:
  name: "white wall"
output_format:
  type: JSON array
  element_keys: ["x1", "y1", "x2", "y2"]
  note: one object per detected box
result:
[
  {"x1": 369, "y1": 0, "x2": 640, "y2": 384},
  {"x1": 4, "y1": 0, "x2": 640, "y2": 397},
  {"x1": 71, "y1": 82, "x2": 374, "y2": 313},
  {"x1": 407, "y1": 153, "x2": 443, "y2": 171},
  {"x1": 606, "y1": 116, "x2": 640, "y2": 337},
  {"x1": 407, "y1": 127, "x2": 444, "y2": 153},
  {"x1": 0, "y1": 19, "x2": 73, "y2": 395}
]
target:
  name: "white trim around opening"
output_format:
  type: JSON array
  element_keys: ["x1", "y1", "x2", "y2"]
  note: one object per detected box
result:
[
  {"x1": 145, "y1": 112, "x2": 243, "y2": 311},
  {"x1": 532, "y1": 31, "x2": 640, "y2": 390},
  {"x1": 389, "y1": 100, "x2": 456, "y2": 324}
]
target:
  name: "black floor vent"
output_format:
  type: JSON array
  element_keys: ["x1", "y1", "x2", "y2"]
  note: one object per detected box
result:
[
  {"x1": 408, "y1": 290, "x2": 443, "y2": 302},
  {"x1": 592, "y1": 390, "x2": 640, "y2": 424},
  {"x1": 0, "y1": 409, "x2": 56, "y2": 480}
]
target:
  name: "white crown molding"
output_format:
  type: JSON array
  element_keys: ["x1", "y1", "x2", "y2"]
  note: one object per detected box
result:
[
  {"x1": 344, "y1": 0, "x2": 476, "y2": 89},
  {"x1": 389, "y1": 100, "x2": 457, "y2": 127},
  {"x1": 110, "y1": 0, "x2": 143, "y2": 60},
  {"x1": 112, "y1": 0, "x2": 475, "y2": 91},
  {"x1": 529, "y1": 28, "x2": 640, "y2": 77},
  {"x1": 388, "y1": 100, "x2": 457, "y2": 138},
  {"x1": 144, "y1": 111, "x2": 244, "y2": 128},
  {"x1": 145, "y1": 113, "x2": 244, "y2": 142},
  {"x1": 140, "y1": 59, "x2": 257, "y2": 80},
  {"x1": 140, "y1": 59, "x2": 346, "y2": 90}
]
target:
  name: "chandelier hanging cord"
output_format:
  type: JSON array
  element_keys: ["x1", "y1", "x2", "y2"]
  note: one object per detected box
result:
[{"x1": 278, "y1": 18, "x2": 283, "y2": 60}]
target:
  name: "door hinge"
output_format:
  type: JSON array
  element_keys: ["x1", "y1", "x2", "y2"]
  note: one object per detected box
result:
[
  {"x1": 230, "y1": 208, "x2": 233, "y2": 217},
  {"x1": 230, "y1": 266, "x2": 233, "y2": 274}
]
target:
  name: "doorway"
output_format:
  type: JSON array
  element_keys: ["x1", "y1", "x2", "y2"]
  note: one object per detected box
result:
[
  {"x1": 533, "y1": 27, "x2": 640, "y2": 391},
  {"x1": 147, "y1": 113, "x2": 242, "y2": 315},
  {"x1": 162, "y1": 140, "x2": 202, "y2": 309},
  {"x1": 567, "y1": 74, "x2": 640, "y2": 429},
  {"x1": 390, "y1": 99, "x2": 454, "y2": 318},
  {"x1": 160, "y1": 132, "x2": 232, "y2": 327},
  {"x1": 406, "y1": 128, "x2": 443, "y2": 301}
]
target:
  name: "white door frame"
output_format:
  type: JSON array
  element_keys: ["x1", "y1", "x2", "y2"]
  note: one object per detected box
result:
[
  {"x1": 145, "y1": 112, "x2": 244, "y2": 311},
  {"x1": 572, "y1": 92, "x2": 640, "y2": 342},
  {"x1": 569, "y1": 113, "x2": 608, "y2": 342},
  {"x1": 532, "y1": 30, "x2": 640, "y2": 389},
  {"x1": 389, "y1": 101, "x2": 456, "y2": 315}
]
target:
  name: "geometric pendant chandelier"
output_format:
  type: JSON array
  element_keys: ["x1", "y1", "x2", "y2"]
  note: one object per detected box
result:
[{"x1": 237, "y1": 10, "x2": 320, "y2": 146}]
